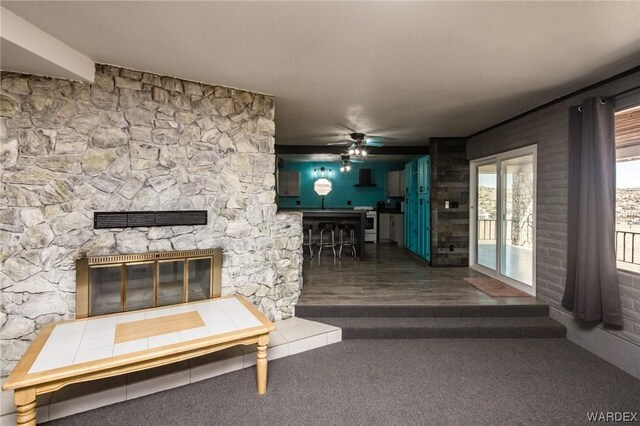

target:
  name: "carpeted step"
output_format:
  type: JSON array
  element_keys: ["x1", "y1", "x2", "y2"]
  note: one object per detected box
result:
[
  {"x1": 303, "y1": 316, "x2": 566, "y2": 339},
  {"x1": 296, "y1": 303, "x2": 549, "y2": 318}
]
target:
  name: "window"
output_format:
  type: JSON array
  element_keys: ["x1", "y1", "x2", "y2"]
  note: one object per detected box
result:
[{"x1": 615, "y1": 105, "x2": 640, "y2": 273}]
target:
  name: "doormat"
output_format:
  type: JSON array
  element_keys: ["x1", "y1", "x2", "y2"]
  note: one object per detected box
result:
[{"x1": 463, "y1": 278, "x2": 530, "y2": 297}]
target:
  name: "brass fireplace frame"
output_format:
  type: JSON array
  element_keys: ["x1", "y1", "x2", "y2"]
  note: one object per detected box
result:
[{"x1": 76, "y1": 249, "x2": 222, "y2": 318}]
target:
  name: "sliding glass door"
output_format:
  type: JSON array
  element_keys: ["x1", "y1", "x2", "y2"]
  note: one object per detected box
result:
[
  {"x1": 471, "y1": 146, "x2": 536, "y2": 294},
  {"x1": 500, "y1": 155, "x2": 534, "y2": 285},
  {"x1": 476, "y1": 163, "x2": 498, "y2": 271}
]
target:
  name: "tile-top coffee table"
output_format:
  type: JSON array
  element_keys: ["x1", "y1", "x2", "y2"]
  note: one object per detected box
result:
[{"x1": 2, "y1": 295, "x2": 275, "y2": 426}]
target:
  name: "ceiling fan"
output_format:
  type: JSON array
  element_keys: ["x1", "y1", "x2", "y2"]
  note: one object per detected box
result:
[
  {"x1": 339, "y1": 154, "x2": 364, "y2": 172},
  {"x1": 328, "y1": 132, "x2": 385, "y2": 156}
]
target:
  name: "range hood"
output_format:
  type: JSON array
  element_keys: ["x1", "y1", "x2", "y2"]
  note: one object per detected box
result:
[{"x1": 354, "y1": 169, "x2": 376, "y2": 187}]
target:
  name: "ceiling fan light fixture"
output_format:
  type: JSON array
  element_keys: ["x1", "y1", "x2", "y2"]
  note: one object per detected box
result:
[
  {"x1": 361, "y1": 149, "x2": 367, "y2": 156},
  {"x1": 348, "y1": 148, "x2": 355, "y2": 155},
  {"x1": 346, "y1": 165, "x2": 351, "y2": 172}
]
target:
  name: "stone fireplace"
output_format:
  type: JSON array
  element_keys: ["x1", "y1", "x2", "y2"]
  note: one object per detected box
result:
[
  {"x1": 76, "y1": 249, "x2": 222, "y2": 318},
  {"x1": 0, "y1": 65, "x2": 304, "y2": 376}
]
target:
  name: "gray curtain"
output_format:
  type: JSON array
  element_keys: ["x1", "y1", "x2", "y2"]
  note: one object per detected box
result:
[{"x1": 562, "y1": 97, "x2": 623, "y2": 326}]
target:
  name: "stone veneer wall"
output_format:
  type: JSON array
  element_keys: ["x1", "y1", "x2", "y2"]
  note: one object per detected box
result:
[{"x1": 0, "y1": 65, "x2": 303, "y2": 376}]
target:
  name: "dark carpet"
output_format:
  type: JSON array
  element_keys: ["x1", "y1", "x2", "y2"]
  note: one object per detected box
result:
[{"x1": 46, "y1": 339, "x2": 640, "y2": 426}]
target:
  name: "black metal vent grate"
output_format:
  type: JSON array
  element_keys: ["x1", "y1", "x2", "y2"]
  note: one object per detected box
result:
[{"x1": 94, "y1": 211, "x2": 207, "y2": 229}]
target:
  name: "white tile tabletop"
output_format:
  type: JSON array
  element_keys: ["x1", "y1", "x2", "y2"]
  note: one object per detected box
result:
[{"x1": 28, "y1": 298, "x2": 264, "y2": 374}]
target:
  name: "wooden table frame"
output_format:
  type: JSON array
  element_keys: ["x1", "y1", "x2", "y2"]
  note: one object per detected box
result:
[{"x1": 2, "y1": 296, "x2": 275, "y2": 426}]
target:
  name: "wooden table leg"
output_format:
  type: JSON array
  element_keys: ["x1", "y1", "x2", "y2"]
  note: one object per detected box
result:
[
  {"x1": 256, "y1": 334, "x2": 269, "y2": 394},
  {"x1": 15, "y1": 387, "x2": 36, "y2": 426}
]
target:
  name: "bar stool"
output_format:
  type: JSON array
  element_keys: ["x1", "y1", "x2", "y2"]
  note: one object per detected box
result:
[
  {"x1": 338, "y1": 224, "x2": 357, "y2": 259},
  {"x1": 317, "y1": 222, "x2": 337, "y2": 260},
  {"x1": 302, "y1": 224, "x2": 314, "y2": 260}
]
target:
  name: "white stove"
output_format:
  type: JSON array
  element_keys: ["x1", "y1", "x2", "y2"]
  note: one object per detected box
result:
[{"x1": 353, "y1": 206, "x2": 377, "y2": 243}]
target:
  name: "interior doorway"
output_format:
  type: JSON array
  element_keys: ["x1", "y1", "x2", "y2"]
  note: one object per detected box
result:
[{"x1": 469, "y1": 146, "x2": 537, "y2": 295}]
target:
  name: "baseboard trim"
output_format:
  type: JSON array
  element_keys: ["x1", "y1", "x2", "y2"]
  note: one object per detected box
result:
[{"x1": 549, "y1": 307, "x2": 640, "y2": 379}]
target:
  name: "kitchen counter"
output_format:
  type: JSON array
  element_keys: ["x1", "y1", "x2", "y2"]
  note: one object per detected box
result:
[{"x1": 280, "y1": 209, "x2": 367, "y2": 258}]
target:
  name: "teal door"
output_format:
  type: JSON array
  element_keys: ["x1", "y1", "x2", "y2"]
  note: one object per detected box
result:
[
  {"x1": 407, "y1": 192, "x2": 419, "y2": 252},
  {"x1": 418, "y1": 156, "x2": 430, "y2": 260},
  {"x1": 418, "y1": 193, "x2": 430, "y2": 260},
  {"x1": 417, "y1": 156, "x2": 430, "y2": 194},
  {"x1": 404, "y1": 161, "x2": 417, "y2": 251},
  {"x1": 404, "y1": 162, "x2": 415, "y2": 193},
  {"x1": 404, "y1": 194, "x2": 412, "y2": 250},
  {"x1": 404, "y1": 157, "x2": 430, "y2": 260}
]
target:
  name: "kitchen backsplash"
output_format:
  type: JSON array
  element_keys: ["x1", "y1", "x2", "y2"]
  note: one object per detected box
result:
[{"x1": 277, "y1": 161, "x2": 406, "y2": 209}]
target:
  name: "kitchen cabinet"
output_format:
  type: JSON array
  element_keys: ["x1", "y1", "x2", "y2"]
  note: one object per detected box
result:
[
  {"x1": 389, "y1": 214, "x2": 404, "y2": 246},
  {"x1": 404, "y1": 162, "x2": 416, "y2": 194},
  {"x1": 379, "y1": 213, "x2": 391, "y2": 242},
  {"x1": 386, "y1": 170, "x2": 405, "y2": 197},
  {"x1": 277, "y1": 171, "x2": 300, "y2": 197},
  {"x1": 417, "y1": 156, "x2": 430, "y2": 195},
  {"x1": 417, "y1": 194, "x2": 430, "y2": 259},
  {"x1": 404, "y1": 193, "x2": 418, "y2": 252},
  {"x1": 404, "y1": 156, "x2": 430, "y2": 261}
]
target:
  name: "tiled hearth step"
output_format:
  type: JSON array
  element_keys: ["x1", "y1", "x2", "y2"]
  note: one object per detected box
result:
[
  {"x1": 295, "y1": 303, "x2": 550, "y2": 318},
  {"x1": 0, "y1": 318, "x2": 341, "y2": 424},
  {"x1": 301, "y1": 316, "x2": 566, "y2": 339}
]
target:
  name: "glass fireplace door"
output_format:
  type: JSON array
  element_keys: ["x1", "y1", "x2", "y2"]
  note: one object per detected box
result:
[
  {"x1": 90, "y1": 265, "x2": 122, "y2": 316},
  {"x1": 157, "y1": 260, "x2": 185, "y2": 306},
  {"x1": 77, "y1": 248, "x2": 222, "y2": 318},
  {"x1": 188, "y1": 258, "x2": 212, "y2": 302},
  {"x1": 125, "y1": 262, "x2": 154, "y2": 311}
]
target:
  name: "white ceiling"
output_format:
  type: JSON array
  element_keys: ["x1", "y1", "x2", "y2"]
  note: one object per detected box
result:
[{"x1": 3, "y1": 1, "x2": 640, "y2": 146}]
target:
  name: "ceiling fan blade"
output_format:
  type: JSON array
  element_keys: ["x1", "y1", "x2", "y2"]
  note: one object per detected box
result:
[
  {"x1": 327, "y1": 142, "x2": 350, "y2": 145},
  {"x1": 365, "y1": 141, "x2": 384, "y2": 147},
  {"x1": 350, "y1": 159, "x2": 365, "y2": 163},
  {"x1": 336, "y1": 123, "x2": 358, "y2": 134},
  {"x1": 368, "y1": 134, "x2": 399, "y2": 141}
]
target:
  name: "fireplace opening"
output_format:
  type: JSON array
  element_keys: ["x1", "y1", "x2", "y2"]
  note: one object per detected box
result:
[{"x1": 76, "y1": 249, "x2": 222, "y2": 318}]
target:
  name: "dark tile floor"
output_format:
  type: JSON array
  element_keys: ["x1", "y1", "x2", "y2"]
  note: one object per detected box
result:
[{"x1": 299, "y1": 243, "x2": 542, "y2": 306}]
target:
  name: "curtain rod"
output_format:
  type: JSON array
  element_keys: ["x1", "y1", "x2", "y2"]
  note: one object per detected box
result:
[
  {"x1": 577, "y1": 85, "x2": 640, "y2": 111},
  {"x1": 603, "y1": 85, "x2": 640, "y2": 102}
]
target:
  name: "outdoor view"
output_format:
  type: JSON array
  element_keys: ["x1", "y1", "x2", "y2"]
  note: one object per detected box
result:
[
  {"x1": 476, "y1": 155, "x2": 534, "y2": 286},
  {"x1": 616, "y1": 158, "x2": 640, "y2": 273},
  {"x1": 615, "y1": 104, "x2": 640, "y2": 274}
]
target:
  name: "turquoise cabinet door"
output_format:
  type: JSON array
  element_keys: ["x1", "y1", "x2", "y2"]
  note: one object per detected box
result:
[
  {"x1": 417, "y1": 156, "x2": 430, "y2": 194},
  {"x1": 404, "y1": 162, "x2": 415, "y2": 194},
  {"x1": 404, "y1": 192, "x2": 418, "y2": 253},
  {"x1": 409, "y1": 193, "x2": 419, "y2": 253},
  {"x1": 404, "y1": 158, "x2": 429, "y2": 258},
  {"x1": 417, "y1": 195, "x2": 424, "y2": 257},
  {"x1": 416, "y1": 155, "x2": 431, "y2": 260},
  {"x1": 418, "y1": 194, "x2": 430, "y2": 260},
  {"x1": 404, "y1": 195, "x2": 411, "y2": 249}
]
